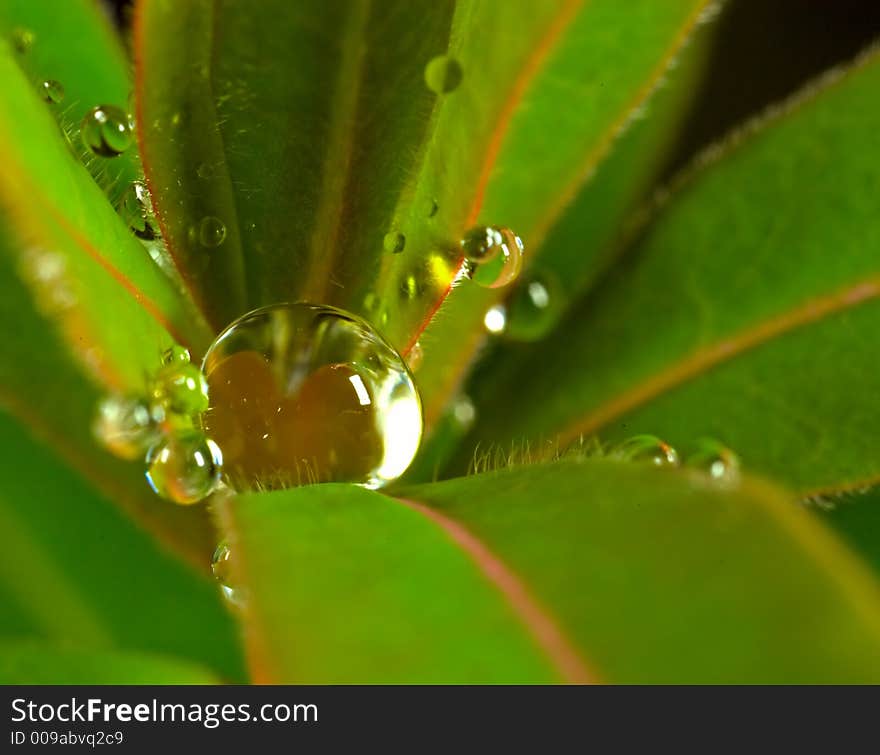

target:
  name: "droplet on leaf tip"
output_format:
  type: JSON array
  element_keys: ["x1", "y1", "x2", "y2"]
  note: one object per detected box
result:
[{"x1": 424, "y1": 54, "x2": 463, "y2": 94}]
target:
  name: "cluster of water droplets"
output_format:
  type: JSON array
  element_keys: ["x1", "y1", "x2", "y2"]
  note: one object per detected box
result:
[{"x1": 611, "y1": 434, "x2": 740, "y2": 484}]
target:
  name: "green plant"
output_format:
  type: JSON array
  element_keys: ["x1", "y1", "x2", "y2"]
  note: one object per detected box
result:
[{"x1": 1, "y1": 0, "x2": 880, "y2": 684}]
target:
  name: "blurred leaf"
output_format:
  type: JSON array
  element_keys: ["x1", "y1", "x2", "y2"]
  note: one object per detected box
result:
[
  {"x1": 0, "y1": 0, "x2": 140, "y2": 204},
  {"x1": 221, "y1": 461, "x2": 880, "y2": 682},
  {"x1": 0, "y1": 410, "x2": 246, "y2": 682},
  {"x1": 404, "y1": 461, "x2": 880, "y2": 682},
  {"x1": 0, "y1": 223, "x2": 221, "y2": 564},
  {"x1": 0, "y1": 42, "x2": 212, "y2": 391},
  {"x1": 409, "y1": 0, "x2": 714, "y2": 423},
  {"x1": 0, "y1": 640, "x2": 220, "y2": 684},
  {"x1": 461, "y1": 46, "x2": 880, "y2": 494},
  {"x1": 217, "y1": 484, "x2": 560, "y2": 683}
]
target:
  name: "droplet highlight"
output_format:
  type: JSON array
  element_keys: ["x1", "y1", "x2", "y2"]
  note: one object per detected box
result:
[
  {"x1": 462, "y1": 226, "x2": 524, "y2": 289},
  {"x1": 81, "y1": 105, "x2": 133, "y2": 157},
  {"x1": 145, "y1": 430, "x2": 223, "y2": 505},
  {"x1": 614, "y1": 435, "x2": 679, "y2": 467},
  {"x1": 424, "y1": 54, "x2": 463, "y2": 94},
  {"x1": 201, "y1": 302, "x2": 422, "y2": 491},
  {"x1": 483, "y1": 304, "x2": 507, "y2": 335},
  {"x1": 39, "y1": 79, "x2": 64, "y2": 105},
  {"x1": 93, "y1": 395, "x2": 159, "y2": 461}
]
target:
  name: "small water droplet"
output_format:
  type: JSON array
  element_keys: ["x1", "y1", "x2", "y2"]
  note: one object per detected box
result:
[
  {"x1": 426, "y1": 199, "x2": 439, "y2": 218},
  {"x1": 201, "y1": 302, "x2": 422, "y2": 491},
  {"x1": 451, "y1": 395, "x2": 476, "y2": 431},
  {"x1": 424, "y1": 54, "x2": 463, "y2": 94},
  {"x1": 162, "y1": 344, "x2": 191, "y2": 366},
  {"x1": 688, "y1": 439, "x2": 740, "y2": 484},
  {"x1": 10, "y1": 28, "x2": 34, "y2": 54},
  {"x1": 211, "y1": 540, "x2": 242, "y2": 606},
  {"x1": 503, "y1": 271, "x2": 564, "y2": 341},
  {"x1": 81, "y1": 105, "x2": 133, "y2": 157},
  {"x1": 39, "y1": 80, "x2": 64, "y2": 104},
  {"x1": 614, "y1": 435, "x2": 679, "y2": 467},
  {"x1": 198, "y1": 216, "x2": 226, "y2": 248},
  {"x1": 118, "y1": 181, "x2": 156, "y2": 240},
  {"x1": 462, "y1": 226, "x2": 523, "y2": 289},
  {"x1": 383, "y1": 231, "x2": 406, "y2": 254},
  {"x1": 93, "y1": 395, "x2": 160, "y2": 460},
  {"x1": 145, "y1": 430, "x2": 223, "y2": 505},
  {"x1": 152, "y1": 362, "x2": 210, "y2": 415},
  {"x1": 196, "y1": 162, "x2": 214, "y2": 179},
  {"x1": 406, "y1": 340, "x2": 423, "y2": 372},
  {"x1": 483, "y1": 304, "x2": 507, "y2": 334}
]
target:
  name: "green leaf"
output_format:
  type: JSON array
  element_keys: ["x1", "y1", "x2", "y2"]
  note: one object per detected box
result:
[
  {"x1": 217, "y1": 483, "x2": 559, "y2": 683},
  {"x1": 819, "y1": 488, "x2": 880, "y2": 575},
  {"x1": 405, "y1": 461, "x2": 880, "y2": 683},
  {"x1": 409, "y1": 0, "x2": 714, "y2": 423},
  {"x1": 0, "y1": 640, "x2": 220, "y2": 684},
  {"x1": 0, "y1": 223, "x2": 220, "y2": 564},
  {"x1": 135, "y1": 0, "x2": 455, "y2": 333},
  {"x1": 0, "y1": 410, "x2": 246, "y2": 682},
  {"x1": 221, "y1": 461, "x2": 880, "y2": 683},
  {"x1": 460, "y1": 46, "x2": 880, "y2": 494},
  {"x1": 0, "y1": 0, "x2": 140, "y2": 204},
  {"x1": 0, "y1": 42, "x2": 212, "y2": 391}
]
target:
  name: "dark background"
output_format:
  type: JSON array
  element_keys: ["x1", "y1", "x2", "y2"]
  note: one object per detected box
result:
[{"x1": 104, "y1": 0, "x2": 880, "y2": 178}]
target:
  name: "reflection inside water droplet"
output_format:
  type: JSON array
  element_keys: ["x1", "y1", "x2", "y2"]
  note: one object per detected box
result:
[
  {"x1": 614, "y1": 435, "x2": 679, "y2": 467},
  {"x1": 201, "y1": 303, "x2": 422, "y2": 491}
]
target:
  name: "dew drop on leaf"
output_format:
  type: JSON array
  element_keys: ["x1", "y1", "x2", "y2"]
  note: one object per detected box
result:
[
  {"x1": 39, "y1": 79, "x2": 64, "y2": 105},
  {"x1": 145, "y1": 429, "x2": 223, "y2": 505},
  {"x1": 118, "y1": 181, "x2": 157, "y2": 240},
  {"x1": 201, "y1": 302, "x2": 422, "y2": 491},
  {"x1": 161, "y1": 344, "x2": 191, "y2": 366},
  {"x1": 10, "y1": 27, "x2": 34, "y2": 55},
  {"x1": 211, "y1": 541, "x2": 242, "y2": 606},
  {"x1": 502, "y1": 271, "x2": 564, "y2": 341},
  {"x1": 93, "y1": 395, "x2": 160, "y2": 461},
  {"x1": 483, "y1": 303, "x2": 507, "y2": 334},
  {"x1": 151, "y1": 362, "x2": 210, "y2": 415},
  {"x1": 81, "y1": 105, "x2": 134, "y2": 157},
  {"x1": 687, "y1": 438, "x2": 740, "y2": 484},
  {"x1": 614, "y1": 435, "x2": 679, "y2": 467},
  {"x1": 424, "y1": 54, "x2": 463, "y2": 94},
  {"x1": 462, "y1": 225, "x2": 524, "y2": 289},
  {"x1": 198, "y1": 216, "x2": 227, "y2": 248},
  {"x1": 426, "y1": 198, "x2": 439, "y2": 218},
  {"x1": 383, "y1": 231, "x2": 406, "y2": 254}
]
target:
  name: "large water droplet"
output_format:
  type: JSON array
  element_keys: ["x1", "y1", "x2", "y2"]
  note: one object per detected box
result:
[
  {"x1": 201, "y1": 303, "x2": 422, "y2": 491},
  {"x1": 198, "y1": 216, "x2": 226, "y2": 248},
  {"x1": 211, "y1": 540, "x2": 242, "y2": 606},
  {"x1": 424, "y1": 54, "x2": 463, "y2": 94},
  {"x1": 39, "y1": 80, "x2": 64, "y2": 105},
  {"x1": 383, "y1": 231, "x2": 406, "y2": 254},
  {"x1": 614, "y1": 435, "x2": 679, "y2": 467},
  {"x1": 118, "y1": 181, "x2": 156, "y2": 240},
  {"x1": 462, "y1": 226, "x2": 523, "y2": 289},
  {"x1": 151, "y1": 362, "x2": 210, "y2": 415},
  {"x1": 688, "y1": 439, "x2": 740, "y2": 484},
  {"x1": 503, "y1": 271, "x2": 564, "y2": 341},
  {"x1": 145, "y1": 430, "x2": 223, "y2": 505},
  {"x1": 81, "y1": 105, "x2": 134, "y2": 157},
  {"x1": 93, "y1": 395, "x2": 160, "y2": 460}
]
